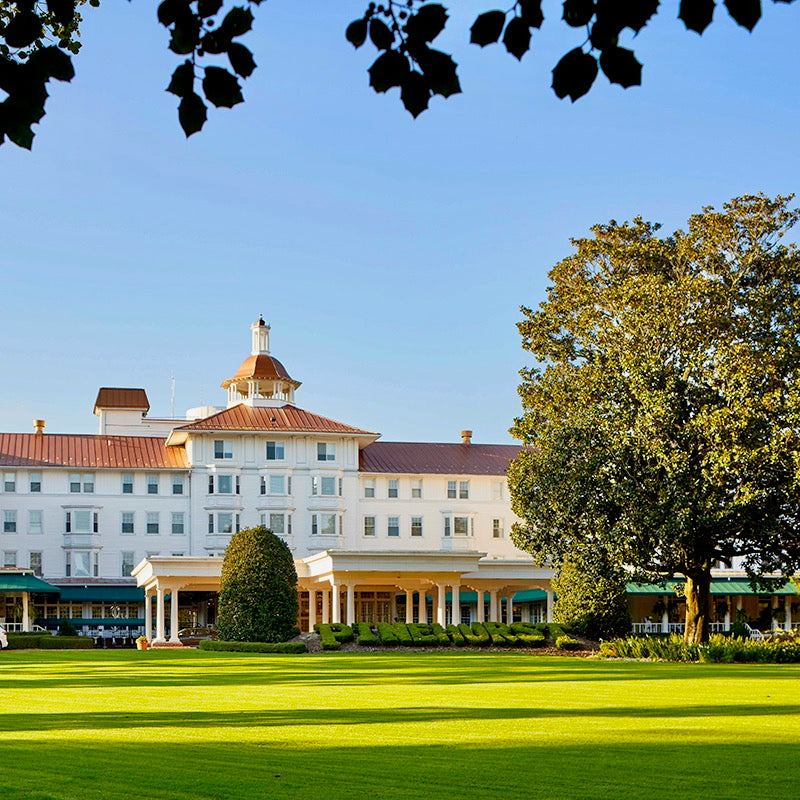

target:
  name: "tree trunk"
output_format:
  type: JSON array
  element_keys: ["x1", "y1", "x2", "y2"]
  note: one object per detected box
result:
[{"x1": 684, "y1": 571, "x2": 711, "y2": 644}]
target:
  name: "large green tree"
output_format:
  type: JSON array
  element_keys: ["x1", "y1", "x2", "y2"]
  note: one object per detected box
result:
[
  {"x1": 508, "y1": 194, "x2": 800, "y2": 644},
  {"x1": 0, "y1": 0, "x2": 795, "y2": 147}
]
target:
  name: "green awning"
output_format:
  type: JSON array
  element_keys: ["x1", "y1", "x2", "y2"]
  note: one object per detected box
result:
[
  {"x1": 57, "y1": 586, "x2": 145, "y2": 603},
  {"x1": 0, "y1": 574, "x2": 60, "y2": 594},
  {"x1": 62, "y1": 618, "x2": 145, "y2": 626},
  {"x1": 626, "y1": 580, "x2": 798, "y2": 596},
  {"x1": 444, "y1": 590, "x2": 547, "y2": 603}
]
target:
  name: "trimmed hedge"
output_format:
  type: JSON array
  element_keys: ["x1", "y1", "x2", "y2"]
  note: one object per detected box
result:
[
  {"x1": 354, "y1": 622, "x2": 379, "y2": 645},
  {"x1": 510, "y1": 622, "x2": 546, "y2": 646},
  {"x1": 446, "y1": 624, "x2": 467, "y2": 646},
  {"x1": 430, "y1": 623, "x2": 452, "y2": 645},
  {"x1": 376, "y1": 622, "x2": 400, "y2": 646},
  {"x1": 555, "y1": 635, "x2": 580, "y2": 651},
  {"x1": 314, "y1": 623, "x2": 353, "y2": 650},
  {"x1": 199, "y1": 640, "x2": 307, "y2": 654},
  {"x1": 5, "y1": 634, "x2": 91, "y2": 650}
]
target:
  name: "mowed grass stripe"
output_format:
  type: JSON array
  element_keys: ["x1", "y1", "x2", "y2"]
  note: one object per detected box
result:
[{"x1": 1, "y1": 651, "x2": 799, "y2": 799}]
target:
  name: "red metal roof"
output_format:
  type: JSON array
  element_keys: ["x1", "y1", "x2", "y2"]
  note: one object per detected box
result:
[
  {"x1": 175, "y1": 404, "x2": 377, "y2": 435},
  {"x1": 221, "y1": 354, "x2": 297, "y2": 387},
  {"x1": 93, "y1": 388, "x2": 150, "y2": 413},
  {"x1": 359, "y1": 442, "x2": 523, "y2": 475},
  {"x1": 0, "y1": 434, "x2": 187, "y2": 469}
]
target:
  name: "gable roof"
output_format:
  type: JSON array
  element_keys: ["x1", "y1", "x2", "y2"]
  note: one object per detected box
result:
[
  {"x1": 359, "y1": 441, "x2": 523, "y2": 476},
  {"x1": 173, "y1": 403, "x2": 377, "y2": 436},
  {"x1": 93, "y1": 388, "x2": 150, "y2": 414},
  {"x1": 0, "y1": 433, "x2": 188, "y2": 469}
]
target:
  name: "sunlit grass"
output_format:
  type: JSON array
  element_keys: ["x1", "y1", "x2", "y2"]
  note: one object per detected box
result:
[{"x1": 2, "y1": 650, "x2": 799, "y2": 799}]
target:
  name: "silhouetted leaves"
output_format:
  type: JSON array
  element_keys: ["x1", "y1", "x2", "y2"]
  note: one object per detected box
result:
[
  {"x1": 470, "y1": 10, "x2": 506, "y2": 45},
  {"x1": 178, "y1": 91, "x2": 207, "y2": 136},
  {"x1": 45, "y1": 0, "x2": 76, "y2": 26},
  {"x1": 724, "y1": 0, "x2": 761, "y2": 30},
  {"x1": 405, "y1": 4, "x2": 448, "y2": 42},
  {"x1": 157, "y1": 0, "x2": 191, "y2": 26},
  {"x1": 368, "y1": 50, "x2": 409, "y2": 92},
  {"x1": 679, "y1": 0, "x2": 716, "y2": 32},
  {"x1": 166, "y1": 59, "x2": 195, "y2": 96},
  {"x1": 552, "y1": 47, "x2": 598, "y2": 101},
  {"x1": 599, "y1": 46, "x2": 641, "y2": 87},
  {"x1": 202, "y1": 65, "x2": 243, "y2": 107},
  {"x1": 27, "y1": 46, "x2": 74, "y2": 82},
  {"x1": 219, "y1": 6, "x2": 253, "y2": 37},
  {"x1": 346, "y1": 18, "x2": 368, "y2": 48},
  {"x1": 400, "y1": 71, "x2": 431, "y2": 117},
  {"x1": 4, "y1": 11, "x2": 44, "y2": 48},
  {"x1": 519, "y1": 0, "x2": 545, "y2": 28},
  {"x1": 416, "y1": 47, "x2": 461, "y2": 96},
  {"x1": 197, "y1": 0, "x2": 223, "y2": 18},
  {"x1": 503, "y1": 17, "x2": 532, "y2": 60},
  {"x1": 562, "y1": 0, "x2": 595, "y2": 27},
  {"x1": 369, "y1": 18, "x2": 394, "y2": 50},
  {"x1": 227, "y1": 42, "x2": 255, "y2": 76}
]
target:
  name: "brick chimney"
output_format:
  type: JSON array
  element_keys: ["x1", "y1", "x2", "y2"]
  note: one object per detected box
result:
[
  {"x1": 33, "y1": 419, "x2": 45, "y2": 435},
  {"x1": 460, "y1": 430, "x2": 472, "y2": 445}
]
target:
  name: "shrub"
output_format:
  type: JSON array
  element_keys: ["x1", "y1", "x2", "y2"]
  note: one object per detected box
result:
[
  {"x1": 39, "y1": 636, "x2": 92, "y2": 650},
  {"x1": 552, "y1": 555, "x2": 632, "y2": 640},
  {"x1": 376, "y1": 622, "x2": 400, "y2": 646},
  {"x1": 392, "y1": 622, "x2": 414, "y2": 646},
  {"x1": 430, "y1": 623, "x2": 453, "y2": 645},
  {"x1": 406, "y1": 623, "x2": 440, "y2": 646},
  {"x1": 555, "y1": 635, "x2": 580, "y2": 651},
  {"x1": 460, "y1": 622, "x2": 490, "y2": 646},
  {"x1": 216, "y1": 526, "x2": 299, "y2": 643},
  {"x1": 446, "y1": 624, "x2": 467, "y2": 646},
  {"x1": 600, "y1": 634, "x2": 699, "y2": 661},
  {"x1": 199, "y1": 640, "x2": 306, "y2": 654},
  {"x1": 354, "y1": 622, "x2": 379, "y2": 645},
  {"x1": 57, "y1": 619, "x2": 78, "y2": 637},
  {"x1": 510, "y1": 622, "x2": 546, "y2": 647},
  {"x1": 483, "y1": 622, "x2": 522, "y2": 647},
  {"x1": 314, "y1": 623, "x2": 353, "y2": 650}
]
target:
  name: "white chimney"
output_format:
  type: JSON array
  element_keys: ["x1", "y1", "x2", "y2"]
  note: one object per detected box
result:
[
  {"x1": 461, "y1": 430, "x2": 472, "y2": 445},
  {"x1": 33, "y1": 419, "x2": 45, "y2": 435}
]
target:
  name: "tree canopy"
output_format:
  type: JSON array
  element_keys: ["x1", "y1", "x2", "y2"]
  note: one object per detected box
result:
[
  {"x1": 216, "y1": 525, "x2": 299, "y2": 643},
  {"x1": 0, "y1": 0, "x2": 796, "y2": 148},
  {"x1": 508, "y1": 194, "x2": 800, "y2": 644}
]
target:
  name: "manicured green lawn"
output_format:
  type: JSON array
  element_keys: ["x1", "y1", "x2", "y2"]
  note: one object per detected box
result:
[{"x1": 1, "y1": 650, "x2": 799, "y2": 799}]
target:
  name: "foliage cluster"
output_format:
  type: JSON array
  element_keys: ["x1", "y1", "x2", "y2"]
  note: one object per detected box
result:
[
  {"x1": 57, "y1": 619, "x2": 78, "y2": 637},
  {"x1": 199, "y1": 639, "x2": 306, "y2": 653},
  {"x1": 216, "y1": 526, "x2": 299, "y2": 643},
  {"x1": 601, "y1": 631, "x2": 800, "y2": 663},
  {"x1": 5, "y1": 633, "x2": 91, "y2": 649},
  {"x1": 0, "y1": 0, "x2": 796, "y2": 146},
  {"x1": 552, "y1": 555, "x2": 632, "y2": 640},
  {"x1": 555, "y1": 635, "x2": 580, "y2": 650}
]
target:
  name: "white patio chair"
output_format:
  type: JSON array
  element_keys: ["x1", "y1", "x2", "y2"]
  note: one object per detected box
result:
[{"x1": 744, "y1": 624, "x2": 766, "y2": 641}]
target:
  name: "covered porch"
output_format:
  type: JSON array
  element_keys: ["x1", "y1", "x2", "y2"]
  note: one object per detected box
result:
[{"x1": 0, "y1": 569, "x2": 60, "y2": 631}]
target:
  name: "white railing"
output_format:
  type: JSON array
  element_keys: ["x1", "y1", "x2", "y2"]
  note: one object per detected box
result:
[
  {"x1": 631, "y1": 622, "x2": 663, "y2": 634},
  {"x1": 1, "y1": 623, "x2": 49, "y2": 633}
]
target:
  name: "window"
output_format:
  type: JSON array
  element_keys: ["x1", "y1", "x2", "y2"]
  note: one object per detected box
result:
[
  {"x1": 65, "y1": 510, "x2": 97, "y2": 534},
  {"x1": 147, "y1": 474, "x2": 159, "y2": 494},
  {"x1": 321, "y1": 477, "x2": 336, "y2": 496},
  {"x1": 3, "y1": 550, "x2": 17, "y2": 568},
  {"x1": 172, "y1": 475, "x2": 184, "y2": 495},
  {"x1": 492, "y1": 481, "x2": 503, "y2": 501},
  {"x1": 171, "y1": 512, "x2": 185, "y2": 535},
  {"x1": 443, "y1": 515, "x2": 472, "y2": 537},
  {"x1": 388, "y1": 479, "x2": 398, "y2": 498},
  {"x1": 411, "y1": 517, "x2": 423, "y2": 537},
  {"x1": 209, "y1": 512, "x2": 239, "y2": 534},
  {"x1": 266, "y1": 441, "x2": 285, "y2": 460},
  {"x1": 459, "y1": 481, "x2": 469, "y2": 499},
  {"x1": 311, "y1": 477, "x2": 318, "y2": 495},
  {"x1": 29, "y1": 551, "x2": 42, "y2": 577},
  {"x1": 217, "y1": 475, "x2": 233, "y2": 494},
  {"x1": 447, "y1": 480, "x2": 457, "y2": 499},
  {"x1": 492, "y1": 518, "x2": 504, "y2": 538},
  {"x1": 387, "y1": 516, "x2": 400, "y2": 537},
  {"x1": 146, "y1": 512, "x2": 159, "y2": 534},
  {"x1": 260, "y1": 476, "x2": 266, "y2": 495},
  {"x1": 268, "y1": 513, "x2": 286, "y2": 534},
  {"x1": 411, "y1": 480, "x2": 422, "y2": 499},
  {"x1": 28, "y1": 510, "x2": 43, "y2": 534},
  {"x1": 317, "y1": 442, "x2": 335, "y2": 461},
  {"x1": 312, "y1": 513, "x2": 336, "y2": 536},
  {"x1": 3, "y1": 511, "x2": 17, "y2": 533},
  {"x1": 66, "y1": 551, "x2": 97, "y2": 578},
  {"x1": 214, "y1": 439, "x2": 233, "y2": 459},
  {"x1": 363, "y1": 516, "x2": 376, "y2": 537},
  {"x1": 29, "y1": 472, "x2": 41, "y2": 493},
  {"x1": 122, "y1": 473, "x2": 134, "y2": 494},
  {"x1": 364, "y1": 479, "x2": 375, "y2": 498},
  {"x1": 269, "y1": 475, "x2": 285, "y2": 495},
  {"x1": 3, "y1": 473, "x2": 16, "y2": 492},
  {"x1": 70, "y1": 473, "x2": 94, "y2": 493},
  {"x1": 121, "y1": 512, "x2": 135, "y2": 534},
  {"x1": 121, "y1": 551, "x2": 135, "y2": 576},
  {"x1": 171, "y1": 552, "x2": 185, "y2": 557}
]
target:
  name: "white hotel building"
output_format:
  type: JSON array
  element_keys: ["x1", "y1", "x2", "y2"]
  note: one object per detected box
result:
[{"x1": 0, "y1": 318, "x2": 554, "y2": 642}]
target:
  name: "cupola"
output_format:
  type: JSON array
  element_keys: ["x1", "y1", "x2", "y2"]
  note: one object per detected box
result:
[{"x1": 220, "y1": 317, "x2": 301, "y2": 408}]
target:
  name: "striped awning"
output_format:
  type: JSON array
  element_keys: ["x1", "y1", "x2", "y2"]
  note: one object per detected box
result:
[{"x1": 626, "y1": 579, "x2": 798, "y2": 596}]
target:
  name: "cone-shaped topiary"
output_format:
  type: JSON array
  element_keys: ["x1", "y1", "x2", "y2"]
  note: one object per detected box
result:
[{"x1": 216, "y1": 526, "x2": 299, "y2": 642}]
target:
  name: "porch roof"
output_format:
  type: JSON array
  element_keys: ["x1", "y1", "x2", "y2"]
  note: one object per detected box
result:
[
  {"x1": 626, "y1": 579, "x2": 799, "y2": 596},
  {"x1": 0, "y1": 574, "x2": 60, "y2": 594},
  {"x1": 57, "y1": 586, "x2": 145, "y2": 603}
]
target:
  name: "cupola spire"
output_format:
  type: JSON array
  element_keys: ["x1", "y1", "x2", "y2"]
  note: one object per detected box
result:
[{"x1": 251, "y1": 315, "x2": 270, "y2": 355}]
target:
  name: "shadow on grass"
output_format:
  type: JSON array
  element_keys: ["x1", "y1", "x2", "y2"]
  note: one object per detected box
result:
[{"x1": 2, "y1": 738, "x2": 800, "y2": 800}]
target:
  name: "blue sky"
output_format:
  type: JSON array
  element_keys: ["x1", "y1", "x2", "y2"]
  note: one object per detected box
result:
[{"x1": 1, "y1": 0, "x2": 798, "y2": 443}]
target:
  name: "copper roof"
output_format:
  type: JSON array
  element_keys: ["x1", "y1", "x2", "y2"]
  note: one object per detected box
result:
[
  {"x1": 94, "y1": 388, "x2": 150, "y2": 413},
  {"x1": 175, "y1": 404, "x2": 377, "y2": 435},
  {"x1": 221, "y1": 354, "x2": 297, "y2": 388},
  {"x1": 0, "y1": 434, "x2": 187, "y2": 469},
  {"x1": 359, "y1": 441, "x2": 523, "y2": 475}
]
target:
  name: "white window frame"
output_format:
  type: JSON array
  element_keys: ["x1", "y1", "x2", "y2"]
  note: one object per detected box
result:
[
  {"x1": 147, "y1": 474, "x2": 159, "y2": 495},
  {"x1": 388, "y1": 479, "x2": 398, "y2": 498},
  {"x1": 28, "y1": 510, "x2": 43, "y2": 534},
  {"x1": 363, "y1": 478, "x2": 375, "y2": 498},
  {"x1": 266, "y1": 441, "x2": 285, "y2": 461},
  {"x1": 492, "y1": 518, "x2": 504, "y2": 538},
  {"x1": 214, "y1": 439, "x2": 233, "y2": 460},
  {"x1": 411, "y1": 516, "x2": 423, "y2": 537},
  {"x1": 3, "y1": 472, "x2": 16, "y2": 493},
  {"x1": 172, "y1": 475, "x2": 185, "y2": 495},
  {"x1": 121, "y1": 551, "x2": 135, "y2": 577},
  {"x1": 411, "y1": 480, "x2": 422, "y2": 499},
  {"x1": 363, "y1": 516, "x2": 376, "y2": 537},
  {"x1": 317, "y1": 442, "x2": 336, "y2": 462},
  {"x1": 122, "y1": 473, "x2": 134, "y2": 494},
  {"x1": 121, "y1": 512, "x2": 135, "y2": 535},
  {"x1": 146, "y1": 512, "x2": 159, "y2": 535},
  {"x1": 387, "y1": 516, "x2": 400, "y2": 537},
  {"x1": 171, "y1": 512, "x2": 185, "y2": 535},
  {"x1": 29, "y1": 472, "x2": 41, "y2": 493}
]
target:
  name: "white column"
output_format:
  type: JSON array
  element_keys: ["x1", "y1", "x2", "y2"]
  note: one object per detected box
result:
[
  {"x1": 489, "y1": 590, "x2": 498, "y2": 622},
  {"x1": 331, "y1": 583, "x2": 340, "y2": 623},
  {"x1": 405, "y1": 591, "x2": 414, "y2": 624},
  {"x1": 418, "y1": 590, "x2": 427, "y2": 624},
  {"x1": 436, "y1": 584, "x2": 446, "y2": 627},
  {"x1": 144, "y1": 590, "x2": 152, "y2": 642},
  {"x1": 476, "y1": 590, "x2": 484, "y2": 622},
  {"x1": 545, "y1": 589, "x2": 554, "y2": 623},
  {"x1": 771, "y1": 595, "x2": 779, "y2": 631},
  {"x1": 785, "y1": 596, "x2": 792, "y2": 632},
  {"x1": 451, "y1": 584, "x2": 460, "y2": 628},
  {"x1": 662, "y1": 607, "x2": 670, "y2": 634},
  {"x1": 507, "y1": 594, "x2": 514, "y2": 624},
  {"x1": 724, "y1": 596, "x2": 731, "y2": 632},
  {"x1": 321, "y1": 590, "x2": 330, "y2": 624},
  {"x1": 169, "y1": 588, "x2": 180, "y2": 643},
  {"x1": 346, "y1": 584, "x2": 355, "y2": 626},
  {"x1": 22, "y1": 592, "x2": 30, "y2": 632},
  {"x1": 155, "y1": 586, "x2": 166, "y2": 642},
  {"x1": 391, "y1": 593, "x2": 398, "y2": 622},
  {"x1": 308, "y1": 590, "x2": 317, "y2": 633}
]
